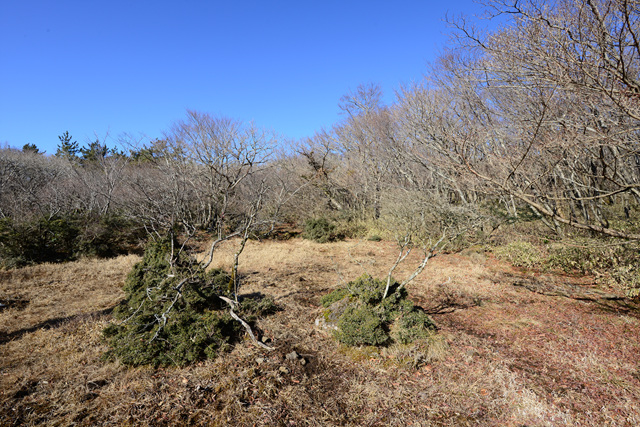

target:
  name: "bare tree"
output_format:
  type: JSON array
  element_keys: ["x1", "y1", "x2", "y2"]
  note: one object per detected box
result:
[
  {"x1": 167, "y1": 111, "x2": 274, "y2": 234},
  {"x1": 300, "y1": 85, "x2": 410, "y2": 221},
  {"x1": 335, "y1": 84, "x2": 395, "y2": 219},
  {"x1": 297, "y1": 130, "x2": 353, "y2": 213},
  {"x1": 115, "y1": 111, "x2": 279, "y2": 354},
  {"x1": 0, "y1": 148, "x2": 74, "y2": 220},
  {"x1": 411, "y1": 0, "x2": 640, "y2": 239}
]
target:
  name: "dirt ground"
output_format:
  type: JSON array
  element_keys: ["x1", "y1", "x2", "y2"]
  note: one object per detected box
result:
[{"x1": 1, "y1": 238, "x2": 639, "y2": 426}]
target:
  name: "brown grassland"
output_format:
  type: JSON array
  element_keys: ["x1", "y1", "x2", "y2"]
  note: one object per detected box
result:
[{"x1": 2, "y1": 238, "x2": 640, "y2": 426}]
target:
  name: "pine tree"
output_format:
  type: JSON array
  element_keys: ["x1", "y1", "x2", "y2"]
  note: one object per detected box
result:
[{"x1": 55, "y1": 131, "x2": 79, "y2": 161}]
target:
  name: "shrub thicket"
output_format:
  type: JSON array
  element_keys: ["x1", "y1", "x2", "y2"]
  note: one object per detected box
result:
[
  {"x1": 103, "y1": 238, "x2": 277, "y2": 367},
  {"x1": 302, "y1": 217, "x2": 341, "y2": 243},
  {"x1": 0, "y1": 214, "x2": 144, "y2": 267},
  {"x1": 493, "y1": 240, "x2": 543, "y2": 268},
  {"x1": 76, "y1": 214, "x2": 145, "y2": 258},
  {"x1": 322, "y1": 274, "x2": 436, "y2": 347},
  {"x1": 0, "y1": 216, "x2": 78, "y2": 267},
  {"x1": 546, "y1": 241, "x2": 640, "y2": 298},
  {"x1": 493, "y1": 236, "x2": 640, "y2": 298}
]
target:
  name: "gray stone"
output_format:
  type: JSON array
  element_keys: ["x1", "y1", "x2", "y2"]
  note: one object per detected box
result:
[{"x1": 314, "y1": 296, "x2": 357, "y2": 331}]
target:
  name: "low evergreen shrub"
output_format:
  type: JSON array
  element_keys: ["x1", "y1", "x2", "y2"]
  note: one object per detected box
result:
[
  {"x1": 76, "y1": 214, "x2": 145, "y2": 258},
  {"x1": 335, "y1": 305, "x2": 388, "y2": 346},
  {"x1": 0, "y1": 213, "x2": 144, "y2": 267},
  {"x1": 103, "y1": 237, "x2": 277, "y2": 367},
  {"x1": 0, "y1": 216, "x2": 79, "y2": 266},
  {"x1": 394, "y1": 309, "x2": 437, "y2": 344},
  {"x1": 302, "y1": 217, "x2": 340, "y2": 243},
  {"x1": 322, "y1": 274, "x2": 436, "y2": 347},
  {"x1": 320, "y1": 287, "x2": 350, "y2": 307}
]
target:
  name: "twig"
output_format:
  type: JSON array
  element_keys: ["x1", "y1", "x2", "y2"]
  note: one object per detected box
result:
[
  {"x1": 200, "y1": 230, "x2": 242, "y2": 270},
  {"x1": 117, "y1": 299, "x2": 145, "y2": 326}
]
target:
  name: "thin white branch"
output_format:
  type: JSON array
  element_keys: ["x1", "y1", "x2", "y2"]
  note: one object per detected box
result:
[
  {"x1": 219, "y1": 296, "x2": 274, "y2": 351},
  {"x1": 149, "y1": 278, "x2": 188, "y2": 342},
  {"x1": 383, "y1": 234, "x2": 413, "y2": 299},
  {"x1": 398, "y1": 230, "x2": 448, "y2": 292}
]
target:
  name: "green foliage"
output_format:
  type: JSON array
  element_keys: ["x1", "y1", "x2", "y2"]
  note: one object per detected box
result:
[
  {"x1": 76, "y1": 215, "x2": 145, "y2": 258},
  {"x1": 104, "y1": 238, "x2": 277, "y2": 367},
  {"x1": 492, "y1": 236, "x2": 640, "y2": 298},
  {"x1": 333, "y1": 214, "x2": 367, "y2": 239},
  {"x1": 394, "y1": 309, "x2": 437, "y2": 345},
  {"x1": 0, "y1": 216, "x2": 79, "y2": 267},
  {"x1": 236, "y1": 295, "x2": 280, "y2": 322},
  {"x1": 345, "y1": 274, "x2": 409, "y2": 309},
  {"x1": 55, "y1": 131, "x2": 79, "y2": 161},
  {"x1": 547, "y1": 243, "x2": 615, "y2": 273},
  {"x1": 323, "y1": 274, "x2": 436, "y2": 347},
  {"x1": 378, "y1": 289, "x2": 414, "y2": 322},
  {"x1": 335, "y1": 305, "x2": 388, "y2": 346},
  {"x1": 546, "y1": 241, "x2": 640, "y2": 297},
  {"x1": 610, "y1": 265, "x2": 640, "y2": 298},
  {"x1": 345, "y1": 274, "x2": 388, "y2": 305},
  {"x1": 302, "y1": 217, "x2": 341, "y2": 243},
  {"x1": 0, "y1": 214, "x2": 144, "y2": 267},
  {"x1": 493, "y1": 240, "x2": 543, "y2": 268},
  {"x1": 320, "y1": 287, "x2": 350, "y2": 307},
  {"x1": 22, "y1": 143, "x2": 41, "y2": 154},
  {"x1": 80, "y1": 140, "x2": 108, "y2": 163},
  {"x1": 103, "y1": 308, "x2": 239, "y2": 367}
]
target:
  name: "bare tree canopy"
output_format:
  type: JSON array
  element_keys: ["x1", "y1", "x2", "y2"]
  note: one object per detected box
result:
[{"x1": 410, "y1": 0, "x2": 640, "y2": 239}]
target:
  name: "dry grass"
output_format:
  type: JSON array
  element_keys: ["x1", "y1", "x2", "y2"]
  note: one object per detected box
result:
[
  {"x1": 0, "y1": 255, "x2": 139, "y2": 342},
  {"x1": 2, "y1": 239, "x2": 640, "y2": 426}
]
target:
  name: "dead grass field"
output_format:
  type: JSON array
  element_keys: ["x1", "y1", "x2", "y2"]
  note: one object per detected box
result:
[{"x1": 2, "y1": 238, "x2": 640, "y2": 426}]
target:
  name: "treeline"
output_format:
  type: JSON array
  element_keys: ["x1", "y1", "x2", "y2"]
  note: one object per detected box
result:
[
  {"x1": 0, "y1": 136, "x2": 144, "y2": 265},
  {"x1": 299, "y1": 0, "x2": 640, "y2": 242},
  {"x1": 2, "y1": 0, "x2": 640, "y2": 267}
]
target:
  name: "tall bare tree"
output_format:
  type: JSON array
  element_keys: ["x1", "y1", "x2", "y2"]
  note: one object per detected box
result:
[{"x1": 413, "y1": 0, "x2": 640, "y2": 239}]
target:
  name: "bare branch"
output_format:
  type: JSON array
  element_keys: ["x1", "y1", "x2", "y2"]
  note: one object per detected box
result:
[{"x1": 219, "y1": 296, "x2": 274, "y2": 351}]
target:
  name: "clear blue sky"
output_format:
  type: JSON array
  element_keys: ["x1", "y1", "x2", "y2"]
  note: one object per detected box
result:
[{"x1": 1, "y1": 0, "x2": 488, "y2": 154}]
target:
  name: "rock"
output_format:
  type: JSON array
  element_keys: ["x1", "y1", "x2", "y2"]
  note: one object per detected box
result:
[
  {"x1": 315, "y1": 296, "x2": 357, "y2": 331},
  {"x1": 255, "y1": 357, "x2": 265, "y2": 364},
  {"x1": 279, "y1": 366, "x2": 289, "y2": 374},
  {"x1": 286, "y1": 351, "x2": 299, "y2": 361},
  {"x1": 299, "y1": 358, "x2": 307, "y2": 366}
]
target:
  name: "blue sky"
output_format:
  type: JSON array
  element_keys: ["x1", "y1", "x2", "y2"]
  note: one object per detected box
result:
[{"x1": 1, "y1": 0, "x2": 488, "y2": 154}]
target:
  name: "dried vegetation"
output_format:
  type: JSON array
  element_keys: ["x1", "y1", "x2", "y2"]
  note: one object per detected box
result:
[{"x1": 2, "y1": 238, "x2": 640, "y2": 426}]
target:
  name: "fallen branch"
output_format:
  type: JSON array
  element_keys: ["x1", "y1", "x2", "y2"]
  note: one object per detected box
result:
[
  {"x1": 219, "y1": 296, "x2": 274, "y2": 351},
  {"x1": 398, "y1": 230, "x2": 448, "y2": 292}
]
